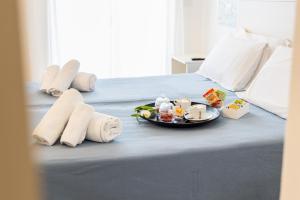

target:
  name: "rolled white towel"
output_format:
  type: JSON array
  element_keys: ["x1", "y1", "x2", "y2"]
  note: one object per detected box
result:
[
  {"x1": 32, "y1": 89, "x2": 84, "y2": 146},
  {"x1": 87, "y1": 113, "x2": 122, "y2": 143},
  {"x1": 60, "y1": 103, "x2": 95, "y2": 147},
  {"x1": 49, "y1": 59, "x2": 80, "y2": 97},
  {"x1": 40, "y1": 65, "x2": 60, "y2": 93},
  {"x1": 71, "y1": 72, "x2": 97, "y2": 92}
]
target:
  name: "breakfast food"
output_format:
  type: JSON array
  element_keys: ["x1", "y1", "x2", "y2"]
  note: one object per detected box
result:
[
  {"x1": 190, "y1": 104, "x2": 207, "y2": 119},
  {"x1": 203, "y1": 88, "x2": 226, "y2": 108},
  {"x1": 174, "y1": 98, "x2": 191, "y2": 111},
  {"x1": 216, "y1": 90, "x2": 226, "y2": 101},
  {"x1": 222, "y1": 99, "x2": 250, "y2": 119},
  {"x1": 174, "y1": 106, "x2": 185, "y2": 118},
  {"x1": 159, "y1": 102, "x2": 174, "y2": 122},
  {"x1": 155, "y1": 96, "x2": 170, "y2": 109}
]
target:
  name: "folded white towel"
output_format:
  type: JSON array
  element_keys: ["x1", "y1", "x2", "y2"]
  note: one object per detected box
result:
[
  {"x1": 32, "y1": 89, "x2": 84, "y2": 146},
  {"x1": 60, "y1": 103, "x2": 94, "y2": 147},
  {"x1": 40, "y1": 65, "x2": 60, "y2": 93},
  {"x1": 49, "y1": 59, "x2": 80, "y2": 97},
  {"x1": 71, "y1": 72, "x2": 97, "y2": 92},
  {"x1": 86, "y1": 113, "x2": 122, "y2": 143}
]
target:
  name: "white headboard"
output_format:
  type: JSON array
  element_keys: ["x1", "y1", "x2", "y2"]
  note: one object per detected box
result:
[{"x1": 238, "y1": 0, "x2": 296, "y2": 40}]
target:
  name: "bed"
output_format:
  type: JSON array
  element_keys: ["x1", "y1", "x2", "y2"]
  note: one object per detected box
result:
[
  {"x1": 27, "y1": 1, "x2": 296, "y2": 198},
  {"x1": 27, "y1": 73, "x2": 285, "y2": 200}
]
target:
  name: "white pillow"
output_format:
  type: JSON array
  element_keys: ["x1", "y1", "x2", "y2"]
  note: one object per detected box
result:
[
  {"x1": 237, "y1": 46, "x2": 292, "y2": 119},
  {"x1": 197, "y1": 32, "x2": 267, "y2": 91},
  {"x1": 239, "y1": 30, "x2": 291, "y2": 78}
]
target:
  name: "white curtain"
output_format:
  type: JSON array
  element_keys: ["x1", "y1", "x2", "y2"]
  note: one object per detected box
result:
[{"x1": 48, "y1": 0, "x2": 184, "y2": 78}]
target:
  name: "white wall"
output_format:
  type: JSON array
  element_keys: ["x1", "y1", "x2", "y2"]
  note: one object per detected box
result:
[
  {"x1": 185, "y1": 0, "x2": 296, "y2": 58},
  {"x1": 18, "y1": 0, "x2": 49, "y2": 81},
  {"x1": 183, "y1": 0, "x2": 234, "y2": 57},
  {"x1": 183, "y1": 0, "x2": 203, "y2": 56}
]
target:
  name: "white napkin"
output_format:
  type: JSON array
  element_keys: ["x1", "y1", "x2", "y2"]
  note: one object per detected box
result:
[
  {"x1": 32, "y1": 89, "x2": 84, "y2": 146},
  {"x1": 86, "y1": 113, "x2": 122, "y2": 143},
  {"x1": 40, "y1": 65, "x2": 60, "y2": 93},
  {"x1": 60, "y1": 103, "x2": 95, "y2": 147},
  {"x1": 71, "y1": 72, "x2": 97, "y2": 92},
  {"x1": 49, "y1": 59, "x2": 80, "y2": 97}
]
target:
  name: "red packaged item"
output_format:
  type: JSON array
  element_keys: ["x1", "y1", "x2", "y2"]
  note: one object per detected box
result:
[{"x1": 203, "y1": 88, "x2": 222, "y2": 108}]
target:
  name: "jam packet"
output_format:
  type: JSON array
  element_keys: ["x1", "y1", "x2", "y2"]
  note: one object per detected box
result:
[{"x1": 203, "y1": 88, "x2": 226, "y2": 108}]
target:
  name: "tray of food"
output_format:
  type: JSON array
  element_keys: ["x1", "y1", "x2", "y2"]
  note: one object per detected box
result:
[{"x1": 131, "y1": 93, "x2": 223, "y2": 128}]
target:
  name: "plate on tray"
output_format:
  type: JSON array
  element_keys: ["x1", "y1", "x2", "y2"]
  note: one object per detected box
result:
[
  {"x1": 139, "y1": 101, "x2": 220, "y2": 128},
  {"x1": 184, "y1": 112, "x2": 213, "y2": 122}
]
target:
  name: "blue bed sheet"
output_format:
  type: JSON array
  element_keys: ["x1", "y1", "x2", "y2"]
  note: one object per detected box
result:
[{"x1": 27, "y1": 74, "x2": 285, "y2": 200}]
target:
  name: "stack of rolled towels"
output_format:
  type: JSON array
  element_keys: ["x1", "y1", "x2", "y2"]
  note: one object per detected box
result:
[
  {"x1": 32, "y1": 89, "x2": 122, "y2": 147},
  {"x1": 40, "y1": 59, "x2": 97, "y2": 97}
]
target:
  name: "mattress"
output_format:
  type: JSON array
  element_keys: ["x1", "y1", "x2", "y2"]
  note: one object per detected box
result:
[{"x1": 27, "y1": 74, "x2": 285, "y2": 200}]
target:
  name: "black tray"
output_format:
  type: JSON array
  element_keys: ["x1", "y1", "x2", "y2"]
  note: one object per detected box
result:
[{"x1": 140, "y1": 101, "x2": 220, "y2": 128}]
